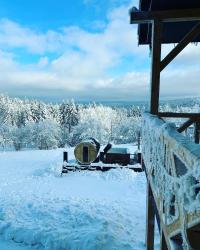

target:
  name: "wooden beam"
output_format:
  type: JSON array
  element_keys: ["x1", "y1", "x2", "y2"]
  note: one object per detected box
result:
[
  {"x1": 160, "y1": 231, "x2": 168, "y2": 250},
  {"x1": 158, "y1": 112, "x2": 200, "y2": 119},
  {"x1": 187, "y1": 227, "x2": 200, "y2": 249},
  {"x1": 150, "y1": 20, "x2": 162, "y2": 115},
  {"x1": 142, "y1": 161, "x2": 160, "y2": 234},
  {"x1": 194, "y1": 121, "x2": 200, "y2": 144},
  {"x1": 146, "y1": 182, "x2": 155, "y2": 250},
  {"x1": 160, "y1": 22, "x2": 200, "y2": 71},
  {"x1": 177, "y1": 119, "x2": 194, "y2": 133},
  {"x1": 130, "y1": 8, "x2": 200, "y2": 24}
]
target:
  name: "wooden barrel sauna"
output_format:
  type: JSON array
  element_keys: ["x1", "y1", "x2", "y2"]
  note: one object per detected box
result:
[{"x1": 74, "y1": 138, "x2": 100, "y2": 165}]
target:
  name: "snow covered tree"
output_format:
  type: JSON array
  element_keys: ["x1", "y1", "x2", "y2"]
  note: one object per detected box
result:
[
  {"x1": 0, "y1": 95, "x2": 12, "y2": 125},
  {"x1": 29, "y1": 120, "x2": 61, "y2": 150},
  {"x1": 72, "y1": 104, "x2": 115, "y2": 144},
  {"x1": 47, "y1": 104, "x2": 60, "y2": 123},
  {"x1": 59, "y1": 100, "x2": 79, "y2": 146},
  {"x1": 12, "y1": 125, "x2": 31, "y2": 151},
  {"x1": 29, "y1": 101, "x2": 48, "y2": 123},
  {"x1": 0, "y1": 124, "x2": 13, "y2": 150}
]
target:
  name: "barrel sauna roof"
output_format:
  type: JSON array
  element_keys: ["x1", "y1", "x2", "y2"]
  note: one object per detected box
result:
[{"x1": 133, "y1": 0, "x2": 200, "y2": 45}]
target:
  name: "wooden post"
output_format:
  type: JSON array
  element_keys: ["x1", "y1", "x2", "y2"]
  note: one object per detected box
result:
[
  {"x1": 194, "y1": 121, "x2": 200, "y2": 144},
  {"x1": 138, "y1": 131, "x2": 141, "y2": 151},
  {"x1": 146, "y1": 181, "x2": 155, "y2": 250},
  {"x1": 147, "y1": 19, "x2": 162, "y2": 250},
  {"x1": 150, "y1": 20, "x2": 162, "y2": 115},
  {"x1": 160, "y1": 230, "x2": 168, "y2": 250},
  {"x1": 63, "y1": 151, "x2": 68, "y2": 162}
]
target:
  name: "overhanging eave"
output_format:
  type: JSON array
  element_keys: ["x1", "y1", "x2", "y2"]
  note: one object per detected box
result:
[{"x1": 130, "y1": 8, "x2": 200, "y2": 24}]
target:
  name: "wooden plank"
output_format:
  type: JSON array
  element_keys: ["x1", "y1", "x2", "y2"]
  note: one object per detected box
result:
[
  {"x1": 187, "y1": 226, "x2": 200, "y2": 249},
  {"x1": 130, "y1": 8, "x2": 200, "y2": 24},
  {"x1": 194, "y1": 121, "x2": 200, "y2": 144},
  {"x1": 146, "y1": 182, "x2": 155, "y2": 250},
  {"x1": 150, "y1": 20, "x2": 162, "y2": 115},
  {"x1": 160, "y1": 231, "x2": 168, "y2": 250},
  {"x1": 160, "y1": 22, "x2": 200, "y2": 71},
  {"x1": 63, "y1": 151, "x2": 68, "y2": 162},
  {"x1": 177, "y1": 119, "x2": 194, "y2": 133},
  {"x1": 158, "y1": 112, "x2": 200, "y2": 118}
]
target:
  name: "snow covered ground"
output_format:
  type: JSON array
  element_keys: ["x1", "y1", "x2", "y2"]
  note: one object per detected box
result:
[{"x1": 0, "y1": 146, "x2": 159, "y2": 250}]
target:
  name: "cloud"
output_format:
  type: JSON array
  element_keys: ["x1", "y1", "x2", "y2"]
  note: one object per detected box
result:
[
  {"x1": 160, "y1": 66, "x2": 200, "y2": 98},
  {"x1": 0, "y1": 19, "x2": 65, "y2": 54},
  {"x1": 162, "y1": 43, "x2": 200, "y2": 67},
  {"x1": 0, "y1": 1, "x2": 199, "y2": 101},
  {"x1": 0, "y1": 2, "x2": 148, "y2": 99},
  {"x1": 37, "y1": 57, "x2": 49, "y2": 68}
]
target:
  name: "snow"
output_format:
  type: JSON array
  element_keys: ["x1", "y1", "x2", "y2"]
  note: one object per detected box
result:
[
  {"x1": 0, "y1": 148, "x2": 158, "y2": 250},
  {"x1": 0, "y1": 146, "x2": 158, "y2": 250},
  {"x1": 142, "y1": 113, "x2": 200, "y2": 247},
  {"x1": 0, "y1": 237, "x2": 33, "y2": 250}
]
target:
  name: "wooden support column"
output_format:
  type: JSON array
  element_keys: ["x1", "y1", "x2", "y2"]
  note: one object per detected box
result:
[
  {"x1": 194, "y1": 120, "x2": 200, "y2": 144},
  {"x1": 150, "y1": 20, "x2": 162, "y2": 115},
  {"x1": 146, "y1": 181, "x2": 155, "y2": 250},
  {"x1": 160, "y1": 231, "x2": 168, "y2": 250},
  {"x1": 148, "y1": 20, "x2": 162, "y2": 248}
]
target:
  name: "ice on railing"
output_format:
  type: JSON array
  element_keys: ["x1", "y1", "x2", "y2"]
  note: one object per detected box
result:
[{"x1": 142, "y1": 113, "x2": 200, "y2": 228}]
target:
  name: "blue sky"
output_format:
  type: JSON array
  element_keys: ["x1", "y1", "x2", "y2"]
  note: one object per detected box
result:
[
  {"x1": 0, "y1": 0, "x2": 199, "y2": 102},
  {"x1": 0, "y1": 0, "x2": 130, "y2": 30}
]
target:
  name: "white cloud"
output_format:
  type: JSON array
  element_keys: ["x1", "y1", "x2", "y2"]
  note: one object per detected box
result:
[
  {"x1": 0, "y1": 19, "x2": 64, "y2": 54},
  {"x1": 38, "y1": 57, "x2": 49, "y2": 68},
  {"x1": 160, "y1": 66, "x2": 200, "y2": 97},
  {"x1": 162, "y1": 43, "x2": 200, "y2": 63},
  {"x1": 0, "y1": 1, "x2": 199, "y2": 101}
]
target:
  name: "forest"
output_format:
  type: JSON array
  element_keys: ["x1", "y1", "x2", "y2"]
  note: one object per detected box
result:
[
  {"x1": 0, "y1": 95, "x2": 142, "y2": 150},
  {"x1": 0, "y1": 94, "x2": 199, "y2": 151}
]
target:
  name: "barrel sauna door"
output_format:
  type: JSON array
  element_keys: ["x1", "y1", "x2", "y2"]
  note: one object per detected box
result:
[
  {"x1": 83, "y1": 146, "x2": 89, "y2": 163},
  {"x1": 74, "y1": 141, "x2": 98, "y2": 165}
]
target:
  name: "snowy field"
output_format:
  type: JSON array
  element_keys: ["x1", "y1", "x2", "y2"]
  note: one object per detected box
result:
[{"x1": 0, "y1": 146, "x2": 159, "y2": 250}]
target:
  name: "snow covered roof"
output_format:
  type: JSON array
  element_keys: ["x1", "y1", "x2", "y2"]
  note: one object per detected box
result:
[
  {"x1": 131, "y1": 0, "x2": 200, "y2": 44},
  {"x1": 107, "y1": 147, "x2": 129, "y2": 154},
  {"x1": 139, "y1": 0, "x2": 200, "y2": 11}
]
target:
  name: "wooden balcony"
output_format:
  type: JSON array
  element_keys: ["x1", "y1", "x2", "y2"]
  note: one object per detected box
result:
[{"x1": 142, "y1": 113, "x2": 200, "y2": 249}]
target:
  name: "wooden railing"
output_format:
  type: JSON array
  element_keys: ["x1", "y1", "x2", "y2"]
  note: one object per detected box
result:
[{"x1": 142, "y1": 113, "x2": 200, "y2": 250}]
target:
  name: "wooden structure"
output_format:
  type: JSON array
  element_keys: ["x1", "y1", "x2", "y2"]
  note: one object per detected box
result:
[
  {"x1": 101, "y1": 147, "x2": 131, "y2": 165},
  {"x1": 130, "y1": 1, "x2": 200, "y2": 249},
  {"x1": 61, "y1": 143, "x2": 143, "y2": 174},
  {"x1": 74, "y1": 138, "x2": 100, "y2": 165}
]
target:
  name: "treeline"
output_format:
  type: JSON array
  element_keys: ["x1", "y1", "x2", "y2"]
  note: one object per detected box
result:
[
  {"x1": 0, "y1": 95, "x2": 141, "y2": 151},
  {"x1": 1, "y1": 95, "x2": 198, "y2": 151}
]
